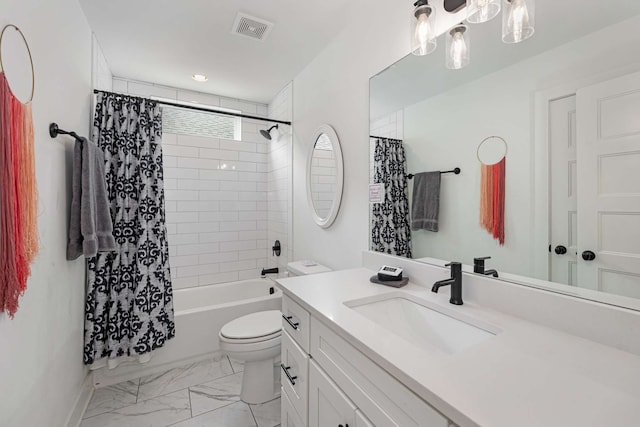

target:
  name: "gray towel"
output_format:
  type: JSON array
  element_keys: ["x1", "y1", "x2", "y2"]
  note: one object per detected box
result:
[
  {"x1": 411, "y1": 171, "x2": 441, "y2": 232},
  {"x1": 67, "y1": 138, "x2": 116, "y2": 260}
]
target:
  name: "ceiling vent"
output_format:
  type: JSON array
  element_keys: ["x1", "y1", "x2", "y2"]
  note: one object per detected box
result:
[{"x1": 232, "y1": 13, "x2": 273, "y2": 41}]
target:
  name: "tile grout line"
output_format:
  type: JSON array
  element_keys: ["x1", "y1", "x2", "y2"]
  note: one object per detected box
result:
[{"x1": 248, "y1": 403, "x2": 259, "y2": 427}]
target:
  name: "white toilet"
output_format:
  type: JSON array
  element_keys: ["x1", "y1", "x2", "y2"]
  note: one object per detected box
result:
[{"x1": 218, "y1": 260, "x2": 331, "y2": 404}]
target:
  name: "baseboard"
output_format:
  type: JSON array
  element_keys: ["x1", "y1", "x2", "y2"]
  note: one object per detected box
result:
[{"x1": 65, "y1": 374, "x2": 94, "y2": 427}]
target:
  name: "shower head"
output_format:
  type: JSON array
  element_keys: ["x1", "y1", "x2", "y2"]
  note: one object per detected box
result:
[{"x1": 260, "y1": 125, "x2": 278, "y2": 140}]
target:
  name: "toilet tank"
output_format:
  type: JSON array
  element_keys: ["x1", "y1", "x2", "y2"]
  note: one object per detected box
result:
[{"x1": 286, "y1": 260, "x2": 332, "y2": 276}]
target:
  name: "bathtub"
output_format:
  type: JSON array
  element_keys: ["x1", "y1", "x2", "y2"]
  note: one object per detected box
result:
[{"x1": 92, "y1": 278, "x2": 282, "y2": 387}]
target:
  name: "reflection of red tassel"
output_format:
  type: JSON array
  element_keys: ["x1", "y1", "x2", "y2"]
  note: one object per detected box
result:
[{"x1": 479, "y1": 157, "x2": 505, "y2": 246}]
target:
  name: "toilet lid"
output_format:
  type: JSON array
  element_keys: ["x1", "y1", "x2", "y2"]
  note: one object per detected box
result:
[{"x1": 220, "y1": 310, "x2": 282, "y2": 340}]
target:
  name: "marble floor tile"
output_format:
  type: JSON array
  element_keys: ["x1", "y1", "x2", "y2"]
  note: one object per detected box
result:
[
  {"x1": 84, "y1": 380, "x2": 140, "y2": 419},
  {"x1": 169, "y1": 401, "x2": 257, "y2": 427},
  {"x1": 80, "y1": 389, "x2": 191, "y2": 427},
  {"x1": 229, "y1": 356, "x2": 244, "y2": 373},
  {"x1": 138, "y1": 356, "x2": 233, "y2": 402},
  {"x1": 250, "y1": 397, "x2": 281, "y2": 427},
  {"x1": 189, "y1": 372, "x2": 243, "y2": 417}
]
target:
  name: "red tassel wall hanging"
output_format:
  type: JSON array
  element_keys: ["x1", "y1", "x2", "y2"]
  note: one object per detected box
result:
[{"x1": 0, "y1": 25, "x2": 38, "y2": 318}]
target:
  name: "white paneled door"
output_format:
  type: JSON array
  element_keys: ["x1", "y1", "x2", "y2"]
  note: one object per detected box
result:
[
  {"x1": 549, "y1": 95, "x2": 578, "y2": 285},
  {"x1": 576, "y1": 71, "x2": 640, "y2": 297}
]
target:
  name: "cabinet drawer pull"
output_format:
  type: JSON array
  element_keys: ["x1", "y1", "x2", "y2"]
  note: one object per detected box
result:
[
  {"x1": 282, "y1": 314, "x2": 300, "y2": 330},
  {"x1": 281, "y1": 363, "x2": 297, "y2": 386}
]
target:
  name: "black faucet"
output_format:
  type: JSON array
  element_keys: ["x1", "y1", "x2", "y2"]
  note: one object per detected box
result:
[
  {"x1": 431, "y1": 262, "x2": 463, "y2": 305},
  {"x1": 261, "y1": 267, "x2": 279, "y2": 276},
  {"x1": 473, "y1": 256, "x2": 499, "y2": 278}
]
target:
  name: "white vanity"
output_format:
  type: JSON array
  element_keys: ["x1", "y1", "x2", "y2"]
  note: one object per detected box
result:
[{"x1": 276, "y1": 252, "x2": 640, "y2": 427}]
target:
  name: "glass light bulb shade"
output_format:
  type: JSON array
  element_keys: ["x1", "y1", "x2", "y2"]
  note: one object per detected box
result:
[
  {"x1": 411, "y1": 4, "x2": 437, "y2": 56},
  {"x1": 502, "y1": 0, "x2": 535, "y2": 43},
  {"x1": 446, "y1": 25, "x2": 470, "y2": 70},
  {"x1": 467, "y1": 0, "x2": 501, "y2": 24}
]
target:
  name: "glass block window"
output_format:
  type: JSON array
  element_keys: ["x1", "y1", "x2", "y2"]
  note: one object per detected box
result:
[{"x1": 162, "y1": 104, "x2": 241, "y2": 140}]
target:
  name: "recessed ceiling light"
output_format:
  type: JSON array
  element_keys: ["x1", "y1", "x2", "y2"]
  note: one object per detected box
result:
[{"x1": 192, "y1": 74, "x2": 208, "y2": 82}]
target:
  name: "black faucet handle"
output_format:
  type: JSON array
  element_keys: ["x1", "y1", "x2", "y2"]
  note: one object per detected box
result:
[
  {"x1": 444, "y1": 262, "x2": 462, "y2": 277},
  {"x1": 474, "y1": 256, "x2": 491, "y2": 262}
]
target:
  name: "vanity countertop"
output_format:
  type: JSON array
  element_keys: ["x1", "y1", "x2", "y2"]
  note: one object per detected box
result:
[{"x1": 276, "y1": 268, "x2": 640, "y2": 427}]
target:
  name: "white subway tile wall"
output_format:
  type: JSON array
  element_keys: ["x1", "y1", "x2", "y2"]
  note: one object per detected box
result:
[
  {"x1": 113, "y1": 78, "x2": 283, "y2": 289},
  {"x1": 267, "y1": 83, "x2": 293, "y2": 274},
  {"x1": 310, "y1": 148, "x2": 337, "y2": 219}
]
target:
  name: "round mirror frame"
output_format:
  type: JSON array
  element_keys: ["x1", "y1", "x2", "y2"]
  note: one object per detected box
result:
[{"x1": 306, "y1": 124, "x2": 344, "y2": 229}]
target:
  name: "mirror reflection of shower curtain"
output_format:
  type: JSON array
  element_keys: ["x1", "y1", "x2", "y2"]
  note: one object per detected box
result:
[
  {"x1": 371, "y1": 138, "x2": 412, "y2": 258},
  {"x1": 84, "y1": 91, "x2": 175, "y2": 367}
]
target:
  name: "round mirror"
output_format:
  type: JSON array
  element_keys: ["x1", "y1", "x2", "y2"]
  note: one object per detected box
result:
[{"x1": 307, "y1": 124, "x2": 344, "y2": 228}]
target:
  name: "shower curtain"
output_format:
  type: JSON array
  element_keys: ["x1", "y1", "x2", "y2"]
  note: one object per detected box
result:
[
  {"x1": 371, "y1": 138, "x2": 412, "y2": 258},
  {"x1": 84, "y1": 91, "x2": 175, "y2": 366}
]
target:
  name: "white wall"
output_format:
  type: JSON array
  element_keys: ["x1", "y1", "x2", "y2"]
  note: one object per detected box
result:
[
  {"x1": 402, "y1": 16, "x2": 640, "y2": 278},
  {"x1": 0, "y1": 1, "x2": 93, "y2": 426},
  {"x1": 292, "y1": 0, "x2": 410, "y2": 269},
  {"x1": 92, "y1": 35, "x2": 112, "y2": 92},
  {"x1": 113, "y1": 78, "x2": 273, "y2": 288},
  {"x1": 267, "y1": 83, "x2": 294, "y2": 274}
]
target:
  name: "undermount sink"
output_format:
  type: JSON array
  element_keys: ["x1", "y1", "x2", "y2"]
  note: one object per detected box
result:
[{"x1": 344, "y1": 292, "x2": 500, "y2": 355}]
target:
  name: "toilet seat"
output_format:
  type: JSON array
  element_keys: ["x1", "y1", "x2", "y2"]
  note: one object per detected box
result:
[
  {"x1": 220, "y1": 310, "x2": 282, "y2": 342},
  {"x1": 219, "y1": 332, "x2": 281, "y2": 353}
]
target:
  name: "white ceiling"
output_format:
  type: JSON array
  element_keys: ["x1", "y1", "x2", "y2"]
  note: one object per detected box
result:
[
  {"x1": 79, "y1": 0, "x2": 354, "y2": 104},
  {"x1": 371, "y1": 0, "x2": 640, "y2": 119}
]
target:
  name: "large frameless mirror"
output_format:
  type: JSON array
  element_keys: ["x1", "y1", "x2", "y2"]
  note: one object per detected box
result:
[
  {"x1": 369, "y1": 0, "x2": 640, "y2": 310},
  {"x1": 307, "y1": 124, "x2": 344, "y2": 229}
]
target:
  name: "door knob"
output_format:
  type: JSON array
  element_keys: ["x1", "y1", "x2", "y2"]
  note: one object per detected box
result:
[
  {"x1": 554, "y1": 245, "x2": 567, "y2": 255},
  {"x1": 582, "y1": 250, "x2": 596, "y2": 261}
]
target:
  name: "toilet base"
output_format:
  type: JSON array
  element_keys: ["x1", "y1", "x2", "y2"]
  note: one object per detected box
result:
[{"x1": 239, "y1": 358, "x2": 281, "y2": 404}]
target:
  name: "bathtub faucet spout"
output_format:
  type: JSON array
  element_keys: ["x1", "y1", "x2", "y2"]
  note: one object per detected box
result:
[{"x1": 261, "y1": 267, "x2": 279, "y2": 276}]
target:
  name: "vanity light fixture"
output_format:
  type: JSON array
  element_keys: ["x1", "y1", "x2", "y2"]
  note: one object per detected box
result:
[
  {"x1": 502, "y1": 0, "x2": 535, "y2": 43},
  {"x1": 411, "y1": 0, "x2": 534, "y2": 69},
  {"x1": 192, "y1": 74, "x2": 208, "y2": 82},
  {"x1": 446, "y1": 24, "x2": 470, "y2": 69},
  {"x1": 467, "y1": 0, "x2": 501, "y2": 24},
  {"x1": 410, "y1": 0, "x2": 437, "y2": 56}
]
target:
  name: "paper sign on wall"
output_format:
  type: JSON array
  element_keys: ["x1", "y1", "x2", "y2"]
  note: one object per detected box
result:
[{"x1": 369, "y1": 184, "x2": 385, "y2": 204}]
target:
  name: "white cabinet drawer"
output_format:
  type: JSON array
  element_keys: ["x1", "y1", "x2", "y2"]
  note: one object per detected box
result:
[
  {"x1": 281, "y1": 385, "x2": 305, "y2": 427},
  {"x1": 282, "y1": 295, "x2": 311, "y2": 353},
  {"x1": 310, "y1": 317, "x2": 450, "y2": 427},
  {"x1": 281, "y1": 330, "x2": 309, "y2": 423}
]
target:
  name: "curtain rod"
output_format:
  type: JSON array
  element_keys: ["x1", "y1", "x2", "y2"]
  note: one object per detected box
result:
[
  {"x1": 370, "y1": 135, "x2": 403, "y2": 143},
  {"x1": 92, "y1": 89, "x2": 292, "y2": 126}
]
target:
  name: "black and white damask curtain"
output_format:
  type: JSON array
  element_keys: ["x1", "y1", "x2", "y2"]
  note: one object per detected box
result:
[
  {"x1": 371, "y1": 138, "x2": 412, "y2": 258},
  {"x1": 84, "y1": 92, "x2": 175, "y2": 365}
]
